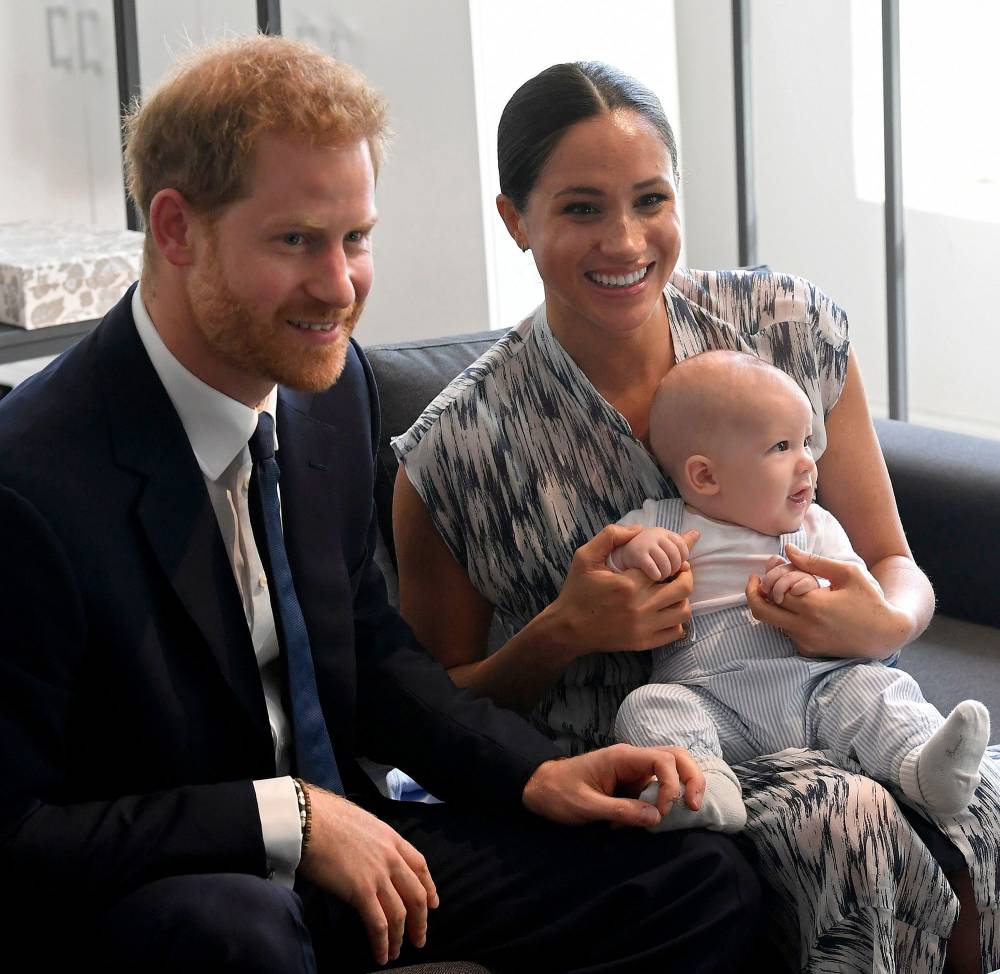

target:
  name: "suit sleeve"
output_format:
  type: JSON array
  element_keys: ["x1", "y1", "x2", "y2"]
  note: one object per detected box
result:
[
  {"x1": 0, "y1": 484, "x2": 267, "y2": 906},
  {"x1": 348, "y1": 348, "x2": 561, "y2": 804}
]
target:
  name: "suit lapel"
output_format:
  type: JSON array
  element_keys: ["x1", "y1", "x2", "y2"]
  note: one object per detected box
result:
[
  {"x1": 275, "y1": 389, "x2": 344, "y2": 651},
  {"x1": 276, "y1": 389, "x2": 360, "y2": 752},
  {"x1": 98, "y1": 291, "x2": 271, "y2": 741}
]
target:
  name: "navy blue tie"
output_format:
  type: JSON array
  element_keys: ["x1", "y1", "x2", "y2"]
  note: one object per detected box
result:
[{"x1": 248, "y1": 412, "x2": 344, "y2": 794}]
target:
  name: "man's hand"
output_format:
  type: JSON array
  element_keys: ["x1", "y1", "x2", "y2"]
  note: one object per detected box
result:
[
  {"x1": 297, "y1": 786, "x2": 439, "y2": 966},
  {"x1": 756, "y1": 554, "x2": 820, "y2": 604},
  {"x1": 608, "y1": 527, "x2": 699, "y2": 581},
  {"x1": 521, "y1": 743, "x2": 705, "y2": 828}
]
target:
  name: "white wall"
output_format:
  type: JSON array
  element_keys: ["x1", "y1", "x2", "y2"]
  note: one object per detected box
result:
[
  {"x1": 906, "y1": 209, "x2": 1000, "y2": 438},
  {"x1": 0, "y1": 0, "x2": 124, "y2": 228},
  {"x1": 281, "y1": 0, "x2": 491, "y2": 345},
  {"x1": 673, "y1": 0, "x2": 739, "y2": 271},
  {"x1": 136, "y1": 0, "x2": 255, "y2": 92}
]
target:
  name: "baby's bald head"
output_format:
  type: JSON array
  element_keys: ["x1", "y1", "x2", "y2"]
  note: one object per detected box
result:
[{"x1": 650, "y1": 350, "x2": 810, "y2": 485}]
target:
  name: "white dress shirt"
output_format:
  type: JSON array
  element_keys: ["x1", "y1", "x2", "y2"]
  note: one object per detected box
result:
[{"x1": 132, "y1": 286, "x2": 302, "y2": 886}]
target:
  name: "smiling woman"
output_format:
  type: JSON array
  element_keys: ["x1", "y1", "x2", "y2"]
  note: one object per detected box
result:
[
  {"x1": 496, "y1": 109, "x2": 680, "y2": 368},
  {"x1": 495, "y1": 64, "x2": 681, "y2": 431},
  {"x1": 392, "y1": 59, "x2": 1000, "y2": 973}
]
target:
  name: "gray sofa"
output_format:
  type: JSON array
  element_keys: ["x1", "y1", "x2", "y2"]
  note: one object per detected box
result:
[{"x1": 365, "y1": 330, "x2": 1000, "y2": 743}]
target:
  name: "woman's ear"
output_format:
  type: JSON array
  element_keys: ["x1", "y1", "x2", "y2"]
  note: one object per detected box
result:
[
  {"x1": 685, "y1": 455, "x2": 720, "y2": 496},
  {"x1": 496, "y1": 194, "x2": 528, "y2": 251},
  {"x1": 148, "y1": 188, "x2": 199, "y2": 268}
]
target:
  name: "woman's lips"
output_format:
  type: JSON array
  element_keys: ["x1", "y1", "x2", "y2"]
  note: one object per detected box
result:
[{"x1": 585, "y1": 263, "x2": 653, "y2": 290}]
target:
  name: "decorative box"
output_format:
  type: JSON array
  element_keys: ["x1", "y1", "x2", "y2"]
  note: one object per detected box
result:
[{"x1": 0, "y1": 221, "x2": 143, "y2": 329}]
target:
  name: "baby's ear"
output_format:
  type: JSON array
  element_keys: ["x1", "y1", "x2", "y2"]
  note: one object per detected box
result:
[{"x1": 685, "y1": 455, "x2": 720, "y2": 496}]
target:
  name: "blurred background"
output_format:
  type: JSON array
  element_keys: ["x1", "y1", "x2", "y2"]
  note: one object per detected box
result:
[{"x1": 2, "y1": 0, "x2": 997, "y2": 437}]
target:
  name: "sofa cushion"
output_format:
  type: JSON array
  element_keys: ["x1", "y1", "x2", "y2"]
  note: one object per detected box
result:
[
  {"x1": 898, "y1": 613, "x2": 1000, "y2": 742},
  {"x1": 875, "y1": 418, "x2": 1000, "y2": 628},
  {"x1": 364, "y1": 330, "x2": 505, "y2": 563}
]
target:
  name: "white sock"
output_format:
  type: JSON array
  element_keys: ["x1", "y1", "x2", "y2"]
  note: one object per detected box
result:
[
  {"x1": 641, "y1": 755, "x2": 746, "y2": 834},
  {"x1": 899, "y1": 700, "x2": 990, "y2": 815}
]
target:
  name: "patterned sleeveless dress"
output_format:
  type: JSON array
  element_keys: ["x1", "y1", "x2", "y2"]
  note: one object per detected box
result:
[{"x1": 395, "y1": 267, "x2": 1000, "y2": 972}]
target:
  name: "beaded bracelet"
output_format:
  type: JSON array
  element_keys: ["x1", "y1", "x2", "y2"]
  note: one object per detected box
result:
[{"x1": 293, "y1": 777, "x2": 312, "y2": 854}]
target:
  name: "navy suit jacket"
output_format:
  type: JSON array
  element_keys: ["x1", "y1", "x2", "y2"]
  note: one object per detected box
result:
[{"x1": 0, "y1": 287, "x2": 558, "y2": 910}]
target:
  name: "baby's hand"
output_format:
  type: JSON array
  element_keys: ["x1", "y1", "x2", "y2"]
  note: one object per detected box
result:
[
  {"x1": 608, "y1": 527, "x2": 698, "y2": 582},
  {"x1": 758, "y1": 554, "x2": 820, "y2": 605}
]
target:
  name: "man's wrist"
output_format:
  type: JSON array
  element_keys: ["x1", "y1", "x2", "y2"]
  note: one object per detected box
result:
[
  {"x1": 522, "y1": 756, "x2": 561, "y2": 813},
  {"x1": 292, "y1": 778, "x2": 312, "y2": 858},
  {"x1": 293, "y1": 778, "x2": 312, "y2": 856}
]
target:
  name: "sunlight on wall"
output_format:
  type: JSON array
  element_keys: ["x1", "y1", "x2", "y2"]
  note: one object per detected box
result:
[{"x1": 851, "y1": 0, "x2": 1000, "y2": 223}]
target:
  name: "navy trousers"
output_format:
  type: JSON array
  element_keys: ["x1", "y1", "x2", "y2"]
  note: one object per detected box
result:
[{"x1": 90, "y1": 797, "x2": 764, "y2": 974}]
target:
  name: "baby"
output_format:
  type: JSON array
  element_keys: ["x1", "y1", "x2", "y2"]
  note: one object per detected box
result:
[{"x1": 611, "y1": 350, "x2": 990, "y2": 833}]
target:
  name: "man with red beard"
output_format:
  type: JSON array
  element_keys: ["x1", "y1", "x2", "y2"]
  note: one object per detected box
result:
[{"x1": 0, "y1": 36, "x2": 762, "y2": 973}]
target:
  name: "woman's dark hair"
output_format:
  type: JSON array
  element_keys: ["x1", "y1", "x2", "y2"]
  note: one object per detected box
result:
[{"x1": 497, "y1": 61, "x2": 679, "y2": 211}]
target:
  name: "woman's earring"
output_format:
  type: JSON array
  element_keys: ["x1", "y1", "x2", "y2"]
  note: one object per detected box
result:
[{"x1": 519, "y1": 241, "x2": 529, "y2": 253}]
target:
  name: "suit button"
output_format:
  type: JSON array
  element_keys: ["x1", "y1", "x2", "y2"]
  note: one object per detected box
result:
[{"x1": 258, "y1": 573, "x2": 268, "y2": 589}]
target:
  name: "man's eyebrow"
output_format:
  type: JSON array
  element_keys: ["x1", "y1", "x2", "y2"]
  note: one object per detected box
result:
[
  {"x1": 261, "y1": 213, "x2": 379, "y2": 230},
  {"x1": 262, "y1": 217, "x2": 328, "y2": 231}
]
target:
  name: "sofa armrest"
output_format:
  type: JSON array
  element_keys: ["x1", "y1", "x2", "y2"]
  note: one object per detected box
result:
[{"x1": 875, "y1": 417, "x2": 1000, "y2": 628}]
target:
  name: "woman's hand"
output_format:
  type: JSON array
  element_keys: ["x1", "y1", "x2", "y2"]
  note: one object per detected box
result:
[
  {"x1": 746, "y1": 544, "x2": 912, "y2": 659},
  {"x1": 544, "y1": 524, "x2": 696, "y2": 662},
  {"x1": 394, "y1": 470, "x2": 692, "y2": 713},
  {"x1": 805, "y1": 350, "x2": 934, "y2": 651}
]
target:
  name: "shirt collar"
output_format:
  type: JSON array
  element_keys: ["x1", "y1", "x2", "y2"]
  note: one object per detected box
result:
[{"x1": 132, "y1": 285, "x2": 278, "y2": 481}]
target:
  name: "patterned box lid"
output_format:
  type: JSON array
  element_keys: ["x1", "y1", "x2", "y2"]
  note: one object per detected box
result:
[{"x1": 0, "y1": 221, "x2": 144, "y2": 329}]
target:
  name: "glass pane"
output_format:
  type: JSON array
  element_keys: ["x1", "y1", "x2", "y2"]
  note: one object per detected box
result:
[
  {"x1": 898, "y1": 0, "x2": 1000, "y2": 438},
  {"x1": 750, "y1": 0, "x2": 890, "y2": 416}
]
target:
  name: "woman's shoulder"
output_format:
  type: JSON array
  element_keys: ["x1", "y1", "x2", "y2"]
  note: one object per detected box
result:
[
  {"x1": 392, "y1": 309, "x2": 540, "y2": 462},
  {"x1": 668, "y1": 266, "x2": 849, "y2": 350}
]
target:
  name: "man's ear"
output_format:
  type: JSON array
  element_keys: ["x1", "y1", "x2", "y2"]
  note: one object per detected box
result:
[
  {"x1": 685, "y1": 455, "x2": 720, "y2": 497},
  {"x1": 148, "y1": 188, "x2": 200, "y2": 268},
  {"x1": 496, "y1": 194, "x2": 528, "y2": 251}
]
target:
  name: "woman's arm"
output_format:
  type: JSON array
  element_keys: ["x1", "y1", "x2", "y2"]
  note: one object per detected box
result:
[
  {"x1": 393, "y1": 467, "x2": 693, "y2": 713},
  {"x1": 747, "y1": 350, "x2": 934, "y2": 658}
]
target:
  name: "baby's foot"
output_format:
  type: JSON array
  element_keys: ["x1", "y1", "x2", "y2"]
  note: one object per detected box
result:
[
  {"x1": 901, "y1": 700, "x2": 990, "y2": 815},
  {"x1": 641, "y1": 756, "x2": 746, "y2": 834}
]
